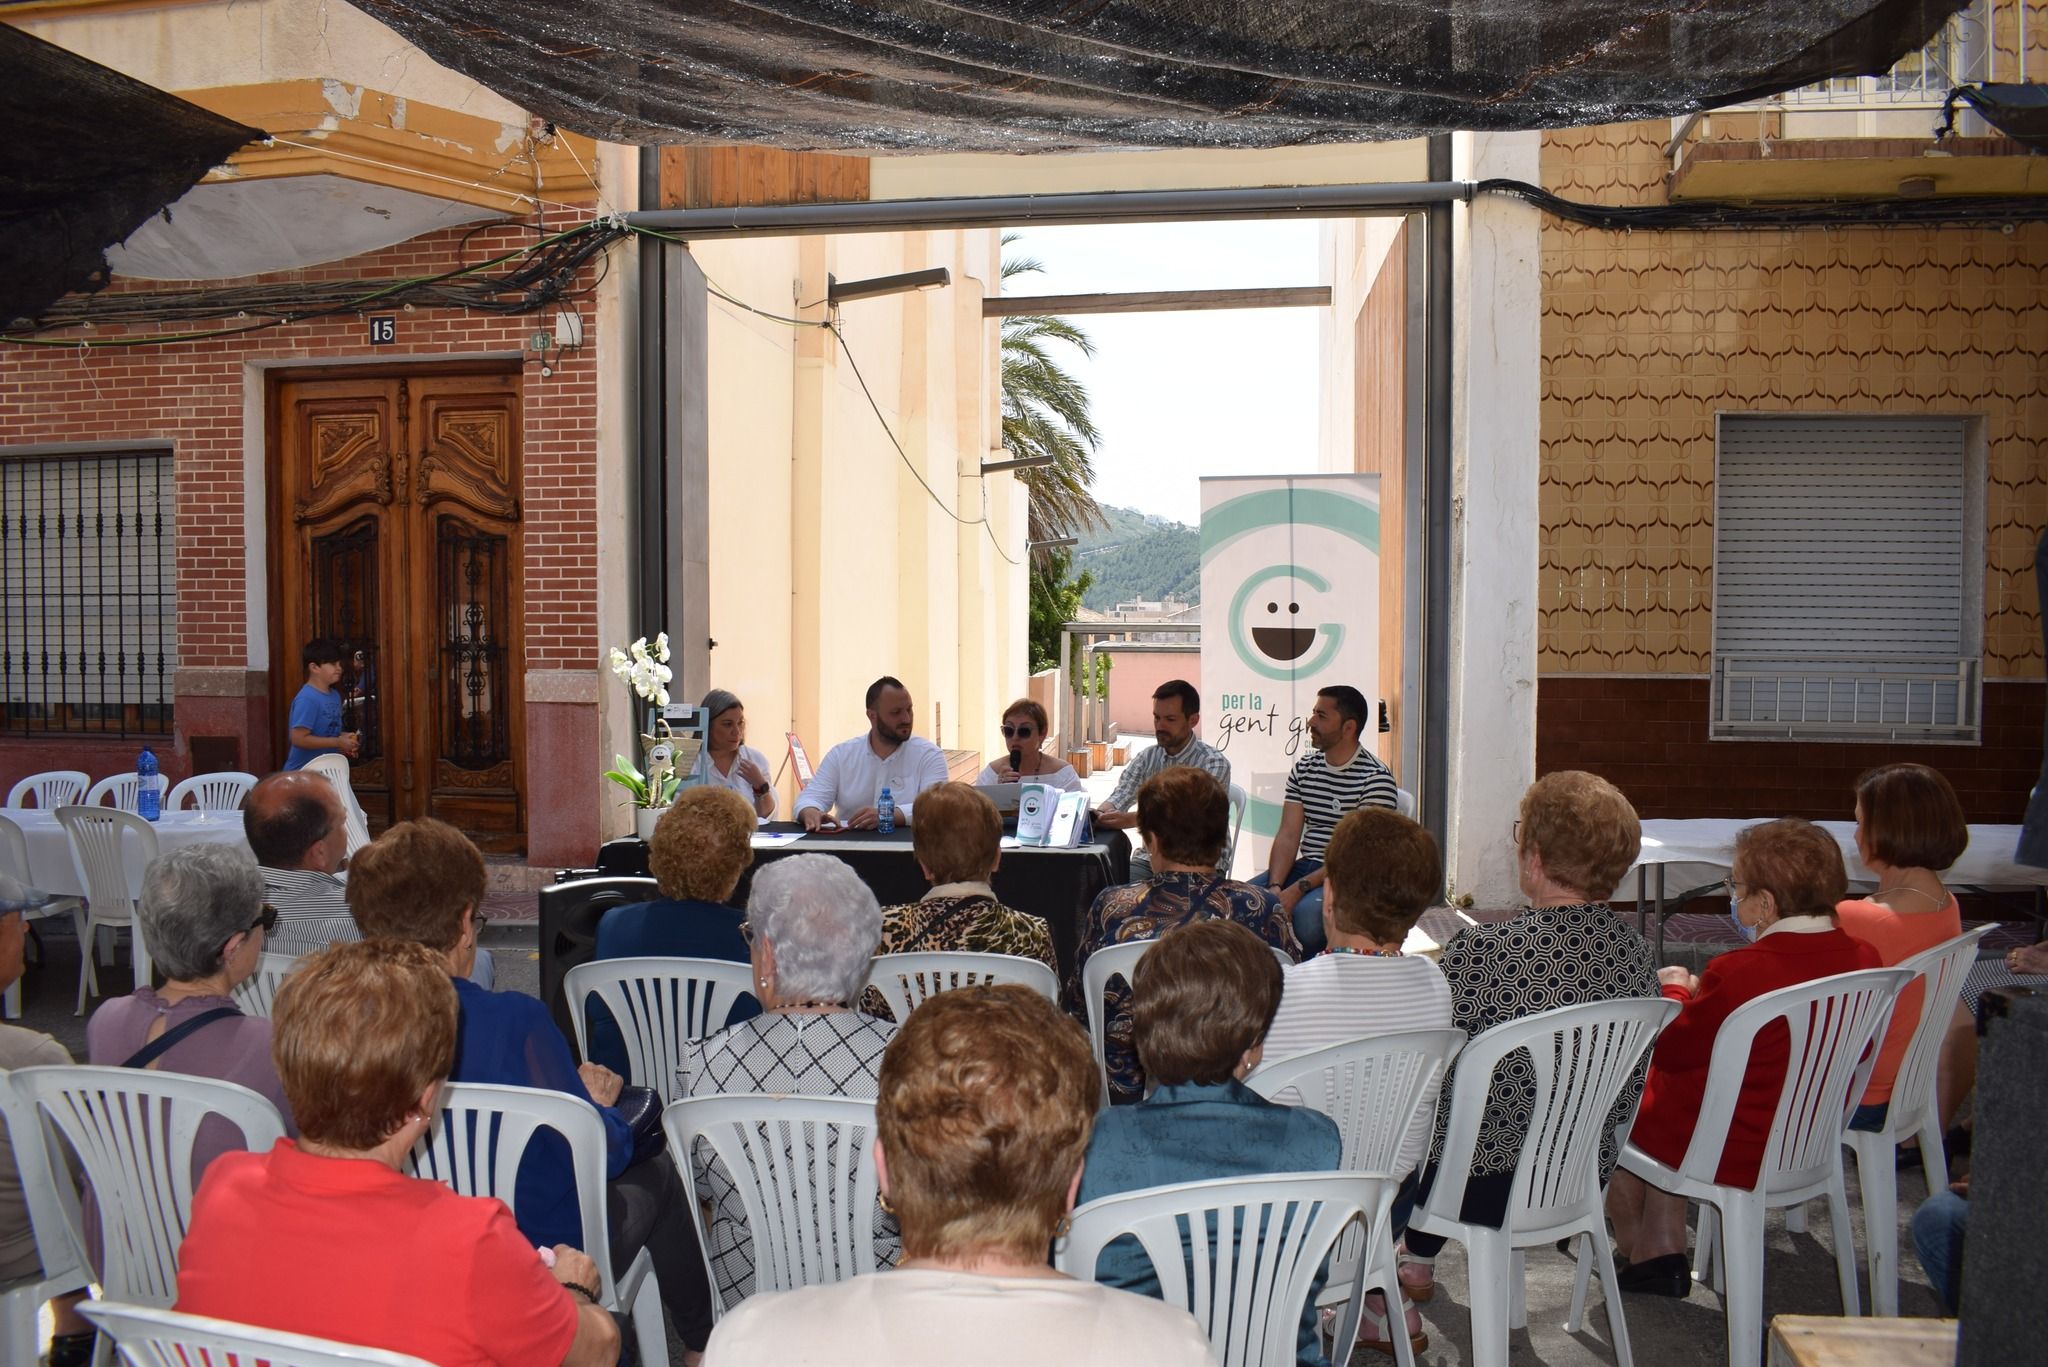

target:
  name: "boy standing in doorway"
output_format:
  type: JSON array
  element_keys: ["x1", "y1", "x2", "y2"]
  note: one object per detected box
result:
[{"x1": 283, "y1": 638, "x2": 360, "y2": 770}]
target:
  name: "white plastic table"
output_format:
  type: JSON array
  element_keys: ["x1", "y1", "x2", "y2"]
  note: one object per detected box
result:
[
  {"x1": 6, "y1": 809, "x2": 251, "y2": 899},
  {"x1": 1620, "y1": 820, "x2": 2045, "y2": 956}
]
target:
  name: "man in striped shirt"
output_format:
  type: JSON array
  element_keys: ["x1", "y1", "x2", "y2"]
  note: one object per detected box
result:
[
  {"x1": 1252, "y1": 685, "x2": 1399, "y2": 952},
  {"x1": 245, "y1": 772, "x2": 361, "y2": 959},
  {"x1": 1093, "y1": 679, "x2": 1232, "y2": 880}
]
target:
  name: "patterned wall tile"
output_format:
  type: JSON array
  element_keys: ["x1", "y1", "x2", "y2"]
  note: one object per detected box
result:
[{"x1": 1539, "y1": 121, "x2": 2048, "y2": 677}]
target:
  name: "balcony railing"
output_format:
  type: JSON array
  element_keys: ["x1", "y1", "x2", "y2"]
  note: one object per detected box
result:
[{"x1": 1711, "y1": 656, "x2": 1982, "y2": 744}]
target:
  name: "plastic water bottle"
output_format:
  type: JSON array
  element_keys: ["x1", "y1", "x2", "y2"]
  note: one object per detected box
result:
[
  {"x1": 876, "y1": 786, "x2": 895, "y2": 834},
  {"x1": 136, "y1": 746, "x2": 161, "y2": 822}
]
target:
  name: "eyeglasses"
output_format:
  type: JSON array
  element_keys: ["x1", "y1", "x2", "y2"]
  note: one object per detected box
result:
[
  {"x1": 1718, "y1": 879, "x2": 1749, "y2": 901},
  {"x1": 999, "y1": 724, "x2": 1036, "y2": 739},
  {"x1": 1511, "y1": 820, "x2": 1521, "y2": 844},
  {"x1": 222, "y1": 903, "x2": 279, "y2": 957},
  {"x1": 738, "y1": 919, "x2": 754, "y2": 944}
]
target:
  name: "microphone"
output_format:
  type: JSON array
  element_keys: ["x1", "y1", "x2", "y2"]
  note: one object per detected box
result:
[{"x1": 1008, "y1": 747, "x2": 1023, "y2": 776}]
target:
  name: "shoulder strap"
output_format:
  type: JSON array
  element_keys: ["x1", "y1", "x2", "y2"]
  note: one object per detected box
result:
[{"x1": 121, "y1": 1005, "x2": 242, "y2": 1070}]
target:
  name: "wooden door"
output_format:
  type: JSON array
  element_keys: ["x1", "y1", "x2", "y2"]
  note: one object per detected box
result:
[{"x1": 271, "y1": 368, "x2": 526, "y2": 853}]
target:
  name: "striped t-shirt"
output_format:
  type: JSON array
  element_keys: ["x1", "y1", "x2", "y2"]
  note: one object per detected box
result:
[{"x1": 1283, "y1": 746, "x2": 1399, "y2": 860}]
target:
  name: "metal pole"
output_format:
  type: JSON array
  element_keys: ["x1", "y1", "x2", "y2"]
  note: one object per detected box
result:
[
  {"x1": 1421, "y1": 135, "x2": 1456, "y2": 849},
  {"x1": 625, "y1": 180, "x2": 1475, "y2": 241}
]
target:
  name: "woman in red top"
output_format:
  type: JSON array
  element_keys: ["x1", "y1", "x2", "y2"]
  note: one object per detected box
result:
[{"x1": 1605, "y1": 819, "x2": 1881, "y2": 1297}]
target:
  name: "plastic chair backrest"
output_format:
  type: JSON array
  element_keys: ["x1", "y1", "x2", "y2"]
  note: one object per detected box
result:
[
  {"x1": 0, "y1": 1065, "x2": 89, "y2": 1302},
  {"x1": 1674, "y1": 967, "x2": 1913, "y2": 1194},
  {"x1": 79, "y1": 1300, "x2": 434, "y2": 1367},
  {"x1": 300, "y1": 755, "x2": 371, "y2": 855},
  {"x1": 1880, "y1": 927, "x2": 1992, "y2": 1140},
  {"x1": 230, "y1": 952, "x2": 303, "y2": 1019},
  {"x1": 6, "y1": 771, "x2": 88, "y2": 811},
  {"x1": 0, "y1": 812, "x2": 29, "y2": 887},
  {"x1": 54, "y1": 807, "x2": 158, "y2": 925},
  {"x1": 1059, "y1": 1172, "x2": 1383, "y2": 1367},
  {"x1": 1395, "y1": 788, "x2": 1418, "y2": 820},
  {"x1": 663, "y1": 1093, "x2": 883, "y2": 1313},
  {"x1": 1421, "y1": 997, "x2": 1680, "y2": 1231},
  {"x1": 1081, "y1": 939, "x2": 1152, "y2": 1107},
  {"x1": 864, "y1": 951, "x2": 1059, "y2": 1021},
  {"x1": 86, "y1": 775, "x2": 142, "y2": 812},
  {"x1": 165, "y1": 772, "x2": 258, "y2": 815},
  {"x1": 1226, "y1": 783, "x2": 1249, "y2": 867},
  {"x1": 404, "y1": 1081, "x2": 623, "y2": 1300},
  {"x1": 6, "y1": 1065, "x2": 287, "y2": 1307},
  {"x1": 564, "y1": 956, "x2": 758, "y2": 1104},
  {"x1": 1247, "y1": 1029, "x2": 1466, "y2": 1176}
]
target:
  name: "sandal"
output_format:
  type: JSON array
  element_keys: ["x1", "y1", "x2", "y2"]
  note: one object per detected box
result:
[
  {"x1": 1351, "y1": 1290, "x2": 1428, "y2": 1358},
  {"x1": 1395, "y1": 1246, "x2": 1436, "y2": 1304}
]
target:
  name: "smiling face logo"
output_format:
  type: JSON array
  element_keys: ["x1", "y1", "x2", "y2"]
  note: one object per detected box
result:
[{"x1": 1229, "y1": 564, "x2": 1344, "y2": 681}]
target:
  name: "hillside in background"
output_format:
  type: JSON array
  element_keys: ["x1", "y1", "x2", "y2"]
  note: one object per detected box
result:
[{"x1": 1075, "y1": 505, "x2": 1200, "y2": 611}]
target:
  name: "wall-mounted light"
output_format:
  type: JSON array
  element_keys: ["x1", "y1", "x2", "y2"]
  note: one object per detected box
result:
[
  {"x1": 1027, "y1": 536, "x2": 1080, "y2": 551},
  {"x1": 827, "y1": 267, "x2": 952, "y2": 305},
  {"x1": 980, "y1": 455, "x2": 1056, "y2": 474}
]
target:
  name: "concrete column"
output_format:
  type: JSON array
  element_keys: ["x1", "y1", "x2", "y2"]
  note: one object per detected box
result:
[{"x1": 1446, "y1": 131, "x2": 1542, "y2": 906}]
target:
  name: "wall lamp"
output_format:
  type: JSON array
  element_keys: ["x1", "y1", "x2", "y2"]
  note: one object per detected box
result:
[
  {"x1": 827, "y1": 266, "x2": 952, "y2": 304},
  {"x1": 980, "y1": 454, "x2": 1056, "y2": 474},
  {"x1": 1027, "y1": 536, "x2": 1080, "y2": 551}
]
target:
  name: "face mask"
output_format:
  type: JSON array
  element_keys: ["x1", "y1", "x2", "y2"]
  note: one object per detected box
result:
[{"x1": 1729, "y1": 893, "x2": 1759, "y2": 943}]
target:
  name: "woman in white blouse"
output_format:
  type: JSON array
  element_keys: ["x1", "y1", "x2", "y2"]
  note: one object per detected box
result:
[
  {"x1": 695, "y1": 689, "x2": 775, "y2": 818},
  {"x1": 973, "y1": 698, "x2": 1083, "y2": 792}
]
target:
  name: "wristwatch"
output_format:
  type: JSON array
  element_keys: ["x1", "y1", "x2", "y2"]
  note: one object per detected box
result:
[{"x1": 752, "y1": 782, "x2": 770, "y2": 796}]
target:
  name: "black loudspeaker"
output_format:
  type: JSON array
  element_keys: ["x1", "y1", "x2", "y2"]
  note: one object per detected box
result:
[{"x1": 1958, "y1": 986, "x2": 2048, "y2": 1363}]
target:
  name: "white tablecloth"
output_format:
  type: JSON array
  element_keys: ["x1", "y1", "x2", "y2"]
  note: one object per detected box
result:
[
  {"x1": 2, "y1": 810, "x2": 251, "y2": 900},
  {"x1": 1624, "y1": 820, "x2": 2046, "y2": 901}
]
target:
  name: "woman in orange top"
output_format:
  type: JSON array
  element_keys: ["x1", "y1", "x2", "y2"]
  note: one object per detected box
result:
[{"x1": 1835, "y1": 764, "x2": 1967, "y2": 1135}]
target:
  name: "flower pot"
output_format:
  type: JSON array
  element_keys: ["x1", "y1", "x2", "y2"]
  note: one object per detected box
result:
[{"x1": 634, "y1": 805, "x2": 669, "y2": 842}]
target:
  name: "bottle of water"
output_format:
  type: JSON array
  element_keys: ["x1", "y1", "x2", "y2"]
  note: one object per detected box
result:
[
  {"x1": 876, "y1": 786, "x2": 895, "y2": 834},
  {"x1": 136, "y1": 746, "x2": 161, "y2": 822}
]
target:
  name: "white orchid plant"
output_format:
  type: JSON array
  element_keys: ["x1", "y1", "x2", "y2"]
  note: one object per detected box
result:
[{"x1": 602, "y1": 633, "x2": 682, "y2": 809}]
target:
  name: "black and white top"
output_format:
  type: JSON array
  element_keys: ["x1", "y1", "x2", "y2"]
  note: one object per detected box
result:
[
  {"x1": 1283, "y1": 747, "x2": 1399, "y2": 861},
  {"x1": 680, "y1": 1012, "x2": 900, "y2": 1306},
  {"x1": 1427, "y1": 902, "x2": 1659, "y2": 1182},
  {"x1": 258, "y1": 866, "x2": 359, "y2": 959}
]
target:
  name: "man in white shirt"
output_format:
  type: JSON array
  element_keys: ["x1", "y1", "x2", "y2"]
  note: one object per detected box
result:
[
  {"x1": 1094, "y1": 679, "x2": 1231, "y2": 879},
  {"x1": 796, "y1": 676, "x2": 950, "y2": 831}
]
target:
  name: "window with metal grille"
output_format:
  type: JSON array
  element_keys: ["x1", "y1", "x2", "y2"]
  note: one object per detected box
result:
[
  {"x1": 1710, "y1": 414, "x2": 1983, "y2": 743},
  {"x1": 0, "y1": 447, "x2": 176, "y2": 737}
]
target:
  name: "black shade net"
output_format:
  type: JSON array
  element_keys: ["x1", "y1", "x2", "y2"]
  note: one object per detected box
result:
[
  {"x1": 353, "y1": 0, "x2": 1971, "y2": 153},
  {"x1": 0, "y1": 23, "x2": 262, "y2": 325}
]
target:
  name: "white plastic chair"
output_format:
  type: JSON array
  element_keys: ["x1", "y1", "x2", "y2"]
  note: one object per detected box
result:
[
  {"x1": 405, "y1": 1081, "x2": 668, "y2": 1367},
  {"x1": 0, "y1": 811, "x2": 83, "y2": 1020},
  {"x1": 78, "y1": 1300, "x2": 433, "y2": 1367},
  {"x1": 565, "y1": 956, "x2": 758, "y2": 1104},
  {"x1": 864, "y1": 950, "x2": 1059, "y2": 1021},
  {"x1": 85, "y1": 774, "x2": 142, "y2": 813},
  {"x1": 6, "y1": 1065, "x2": 287, "y2": 1325},
  {"x1": 0, "y1": 1064, "x2": 91, "y2": 1367},
  {"x1": 229, "y1": 951, "x2": 303, "y2": 1019},
  {"x1": 663, "y1": 1092, "x2": 883, "y2": 1317},
  {"x1": 166, "y1": 771, "x2": 258, "y2": 815},
  {"x1": 55, "y1": 806, "x2": 159, "y2": 1014},
  {"x1": 1841, "y1": 927, "x2": 1990, "y2": 1315},
  {"x1": 1247, "y1": 1030, "x2": 1466, "y2": 1367},
  {"x1": 6, "y1": 771, "x2": 88, "y2": 811},
  {"x1": 1226, "y1": 782, "x2": 1249, "y2": 868},
  {"x1": 1617, "y1": 967, "x2": 1912, "y2": 1367},
  {"x1": 1395, "y1": 788, "x2": 1418, "y2": 820},
  {"x1": 301, "y1": 754, "x2": 370, "y2": 855},
  {"x1": 1081, "y1": 937, "x2": 1290, "y2": 1107},
  {"x1": 1059, "y1": 1172, "x2": 1382, "y2": 1367},
  {"x1": 1409, "y1": 997, "x2": 1681, "y2": 1367}
]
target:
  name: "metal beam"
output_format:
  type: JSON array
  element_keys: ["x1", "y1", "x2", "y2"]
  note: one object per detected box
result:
[
  {"x1": 624, "y1": 180, "x2": 1475, "y2": 240},
  {"x1": 983, "y1": 286, "x2": 1330, "y2": 317}
]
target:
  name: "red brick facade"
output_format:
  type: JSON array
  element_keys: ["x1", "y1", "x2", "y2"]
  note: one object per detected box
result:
[{"x1": 0, "y1": 224, "x2": 603, "y2": 862}]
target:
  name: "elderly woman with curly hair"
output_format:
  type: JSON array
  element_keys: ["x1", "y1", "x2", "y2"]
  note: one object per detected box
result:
[
  {"x1": 681, "y1": 854, "x2": 901, "y2": 1311},
  {"x1": 1397, "y1": 770, "x2": 1660, "y2": 1303},
  {"x1": 700, "y1": 985, "x2": 1209, "y2": 1366},
  {"x1": 585, "y1": 785, "x2": 762, "y2": 1072}
]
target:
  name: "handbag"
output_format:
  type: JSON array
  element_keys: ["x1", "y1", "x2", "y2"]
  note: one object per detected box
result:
[{"x1": 612, "y1": 1084, "x2": 667, "y2": 1168}]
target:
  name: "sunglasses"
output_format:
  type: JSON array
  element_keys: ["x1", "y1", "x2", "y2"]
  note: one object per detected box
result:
[
  {"x1": 222, "y1": 903, "x2": 279, "y2": 957},
  {"x1": 999, "y1": 724, "x2": 1037, "y2": 738}
]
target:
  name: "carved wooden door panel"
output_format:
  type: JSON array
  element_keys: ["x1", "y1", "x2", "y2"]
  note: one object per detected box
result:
[{"x1": 272, "y1": 370, "x2": 525, "y2": 853}]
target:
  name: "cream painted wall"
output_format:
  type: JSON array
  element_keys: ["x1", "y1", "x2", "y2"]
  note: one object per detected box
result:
[
  {"x1": 693, "y1": 229, "x2": 1025, "y2": 813},
  {"x1": 870, "y1": 142, "x2": 1430, "y2": 199},
  {"x1": 1316, "y1": 216, "x2": 1409, "y2": 473},
  {"x1": 20, "y1": 0, "x2": 532, "y2": 123}
]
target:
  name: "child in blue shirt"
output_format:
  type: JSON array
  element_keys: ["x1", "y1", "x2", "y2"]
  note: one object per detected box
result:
[{"x1": 283, "y1": 638, "x2": 360, "y2": 770}]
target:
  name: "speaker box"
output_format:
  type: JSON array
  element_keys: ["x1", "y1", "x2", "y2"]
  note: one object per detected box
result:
[{"x1": 1958, "y1": 985, "x2": 2048, "y2": 1363}]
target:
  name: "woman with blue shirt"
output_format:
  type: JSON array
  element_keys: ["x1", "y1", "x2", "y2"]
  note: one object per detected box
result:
[
  {"x1": 586, "y1": 785, "x2": 762, "y2": 1074},
  {"x1": 1078, "y1": 919, "x2": 1342, "y2": 1367},
  {"x1": 347, "y1": 817, "x2": 714, "y2": 1361}
]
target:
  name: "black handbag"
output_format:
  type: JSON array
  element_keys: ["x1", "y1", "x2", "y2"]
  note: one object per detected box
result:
[{"x1": 612, "y1": 1084, "x2": 667, "y2": 1168}]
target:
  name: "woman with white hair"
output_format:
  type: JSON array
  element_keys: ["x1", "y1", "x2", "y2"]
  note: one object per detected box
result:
[{"x1": 680, "y1": 853, "x2": 898, "y2": 1307}]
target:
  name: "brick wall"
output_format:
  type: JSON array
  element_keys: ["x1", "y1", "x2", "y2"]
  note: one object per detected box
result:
[{"x1": 1537, "y1": 675, "x2": 2043, "y2": 824}]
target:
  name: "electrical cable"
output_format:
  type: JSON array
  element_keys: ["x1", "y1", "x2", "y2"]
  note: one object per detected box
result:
[
  {"x1": 625, "y1": 226, "x2": 833, "y2": 329},
  {"x1": 1478, "y1": 178, "x2": 2048, "y2": 230}
]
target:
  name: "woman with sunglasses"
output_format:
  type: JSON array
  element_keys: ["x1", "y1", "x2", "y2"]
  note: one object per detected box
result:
[
  {"x1": 974, "y1": 698, "x2": 1084, "y2": 791},
  {"x1": 86, "y1": 844, "x2": 297, "y2": 1159}
]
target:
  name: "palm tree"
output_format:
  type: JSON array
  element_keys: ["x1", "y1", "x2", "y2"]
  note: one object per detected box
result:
[{"x1": 1000, "y1": 236, "x2": 1105, "y2": 550}]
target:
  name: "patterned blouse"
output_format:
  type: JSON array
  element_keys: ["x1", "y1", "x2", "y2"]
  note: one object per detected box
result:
[
  {"x1": 679, "y1": 1012, "x2": 901, "y2": 1306},
  {"x1": 861, "y1": 884, "x2": 1058, "y2": 1020},
  {"x1": 1067, "y1": 871, "x2": 1300, "y2": 1105},
  {"x1": 1426, "y1": 901, "x2": 1659, "y2": 1182}
]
